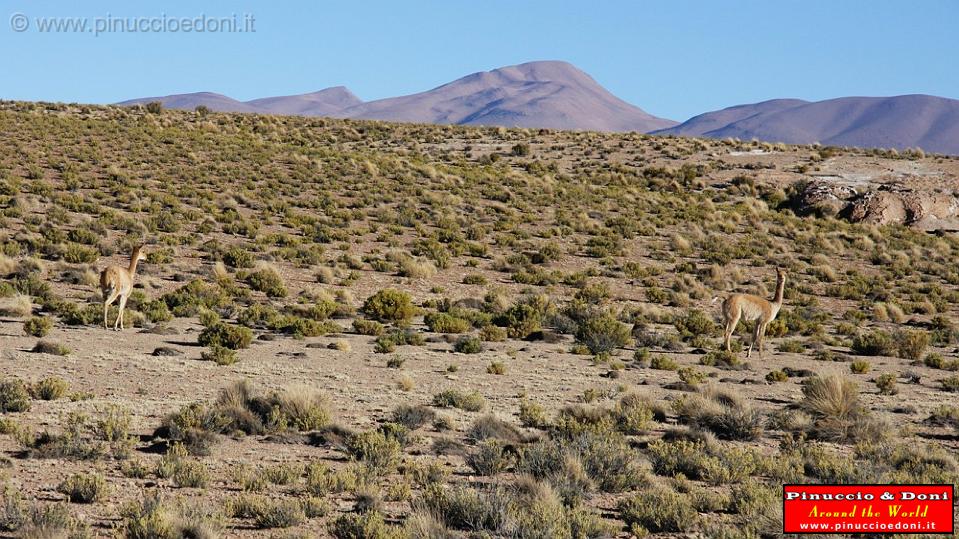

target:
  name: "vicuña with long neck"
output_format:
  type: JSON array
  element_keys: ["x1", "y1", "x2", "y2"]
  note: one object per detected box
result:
[
  {"x1": 720, "y1": 268, "x2": 786, "y2": 358},
  {"x1": 100, "y1": 244, "x2": 146, "y2": 330}
]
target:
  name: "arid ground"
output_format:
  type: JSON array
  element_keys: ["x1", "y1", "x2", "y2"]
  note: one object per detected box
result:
[{"x1": 0, "y1": 101, "x2": 958, "y2": 538}]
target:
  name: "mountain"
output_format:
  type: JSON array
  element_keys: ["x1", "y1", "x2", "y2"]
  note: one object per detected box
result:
[
  {"x1": 117, "y1": 88, "x2": 361, "y2": 116},
  {"x1": 245, "y1": 87, "x2": 362, "y2": 116},
  {"x1": 337, "y1": 61, "x2": 677, "y2": 132},
  {"x1": 656, "y1": 95, "x2": 959, "y2": 154},
  {"x1": 115, "y1": 64, "x2": 959, "y2": 153},
  {"x1": 115, "y1": 61, "x2": 676, "y2": 132},
  {"x1": 117, "y1": 92, "x2": 260, "y2": 113},
  {"x1": 651, "y1": 99, "x2": 808, "y2": 137}
]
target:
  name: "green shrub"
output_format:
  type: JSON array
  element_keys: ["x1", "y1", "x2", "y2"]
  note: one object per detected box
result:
[
  {"x1": 272, "y1": 316, "x2": 338, "y2": 338},
  {"x1": 923, "y1": 353, "x2": 959, "y2": 370},
  {"x1": 674, "y1": 309, "x2": 716, "y2": 340},
  {"x1": 433, "y1": 389, "x2": 486, "y2": 412},
  {"x1": 0, "y1": 378, "x2": 32, "y2": 412},
  {"x1": 850, "y1": 360, "x2": 871, "y2": 374},
  {"x1": 486, "y1": 360, "x2": 506, "y2": 374},
  {"x1": 140, "y1": 300, "x2": 172, "y2": 323},
  {"x1": 172, "y1": 459, "x2": 210, "y2": 488},
  {"x1": 353, "y1": 318, "x2": 385, "y2": 336},
  {"x1": 614, "y1": 393, "x2": 656, "y2": 434},
  {"x1": 463, "y1": 274, "x2": 487, "y2": 285},
  {"x1": 198, "y1": 308, "x2": 220, "y2": 327},
  {"x1": 374, "y1": 329, "x2": 424, "y2": 353},
  {"x1": 518, "y1": 399, "x2": 550, "y2": 429},
  {"x1": 363, "y1": 289, "x2": 415, "y2": 325},
  {"x1": 31, "y1": 377, "x2": 69, "y2": 400},
  {"x1": 32, "y1": 340, "x2": 70, "y2": 356},
  {"x1": 57, "y1": 472, "x2": 109, "y2": 503},
  {"x1": 495, "y1": 303, "x2": 542, "y2": 339},
  {"x1": 454, "y1": 336, "x2": 483, "y2": 354},
  {"x1": 198, "y1": 323, "x2": 253, "y2": 350},
  {"x1": 62, "y1": 243, "x2": 99, "y2": 263},
  {"x1": 120, "y1": 494, "x2": 222, "y2": 538},
  {"x1": 893, "y1": 329, "x2": 929, "y2": 360},
  {"x1": 700, "y1": 350, "x2": 743, "y2": 369},
  {"x1": 467, "y1": 439, "x2": 511, "y2": 476},
  {"x1": 161, "y1": 279, "x2": 232, "y2": 317},
  {"x1": 766, "y1": 370, "x2": 789, "y2": 382},
  {"x1": 223, "y1": 247, "x2": 255, "y2": 268},
  {"x1": 851, "y1": 330, "x2": 895, "y2": 356},
  {"x1": 479, "y1": 325, "x2": 507, "y2": 342},
  {"x1": 23, "y1": 316, "x2": 52, "y2": 337},
  {"x1": 201, "y1": 344, "x2": 238, "y2": 366},
  {"x1": 778, "y1": 339, "x2": 805, "y2": 353},
  {"x1": 424, "y1": 312, "x2": 471, "y2": 334},
  {"x1": 942, "y1": 376, "x2": 959, "y2": 393},
  {"x1": 575, "y1": 313, "x2": 632, "y2": 355},
  {"x1": 254, "y1": 499, "x2": 306, "y2": 529},
  {"x1": 647, "y1": 439, "x2": 760, "y2": 485},
  {"x1": 650, "y1": 355, "x2": 679, "y2": 370},
  {"x1": 330, "y1": 510, "x2": 394, "y2": 539},
  {"x1": 346, "y1": 431, "x2": 402, "y2": 473},
  {"x1": 618, "y1": 487, "x2": 697, "y2": 533},
  {"x1": 875, "y1": 373, "x2": 898, "y2": 395},
  {"x1": 246, "y1": 267, "x2": 287, "y2": 298}
]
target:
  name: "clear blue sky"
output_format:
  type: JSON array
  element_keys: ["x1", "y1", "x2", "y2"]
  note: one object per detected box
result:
[{"x1": 2, "y1": 0, "x2": 956, "y2": 121}]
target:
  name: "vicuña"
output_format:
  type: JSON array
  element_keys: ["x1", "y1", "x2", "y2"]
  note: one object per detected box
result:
[
  {"x1": 719, "y1": 268, "x2": 786, "y2": 358},
  {"x1": 100, "y1": 244, "x2": 146, "y2": 331}
]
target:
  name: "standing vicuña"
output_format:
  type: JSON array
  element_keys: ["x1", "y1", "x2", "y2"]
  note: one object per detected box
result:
[
  {"x1": 719, "y1": 268, "x2": 786, "y2": 358},
  {"x1": 100, "y1": 245, "x2": 146, "y2": 330}
]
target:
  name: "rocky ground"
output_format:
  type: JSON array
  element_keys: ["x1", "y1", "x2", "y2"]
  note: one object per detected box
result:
[{"x1": 0, "y1": 101, "x2": 957, "y2": 537}]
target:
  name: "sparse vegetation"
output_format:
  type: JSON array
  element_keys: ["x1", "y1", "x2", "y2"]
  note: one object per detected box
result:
[
  {"x1": 433, "y1": 389, "x2": 486, "y2": 412},
  {"x1": 363, "y1": 289, "x2": 415, "y2": 325},
  {"x1": 1, "y1": 100, "x2": 957, "y2": 537},
  {"x1": 57, "y1": 472, "x2": 109, "y2": 503}
]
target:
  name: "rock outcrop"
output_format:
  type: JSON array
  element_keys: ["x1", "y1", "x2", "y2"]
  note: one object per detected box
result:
[{"x1": 794, "y1": 180, "x2": 959, "y2": 231}]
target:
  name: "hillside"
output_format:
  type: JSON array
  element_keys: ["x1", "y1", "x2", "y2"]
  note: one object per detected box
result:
[
  {"x1": 0, "y1": 102, "x2": 958, "y2": 537},
  {"x1": 117, "y1": 87, "x2": 362, "y2": 117},
  {"x1": 651, "y1": 98, "x2": 808, "y2": 137},
  {"x1": 657, "y1": 94, "x2": 959, "y2": 154},
  {"x1": 118, "y1": 91, "x2": 261, "y2": 113},
  {"x1": 245, "y1": 86, "x2": 363, "y2": 116},
  {"x1": 339, "y1": 60, "x2": 677, "y2": 132}
]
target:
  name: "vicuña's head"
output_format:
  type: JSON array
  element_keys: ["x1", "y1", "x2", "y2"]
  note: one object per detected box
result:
[
  {"x1": 776, "y1": 267, "x2": 787, "y2": 280},
  {"x1": 133, "y1": 244, "x2": 147, "y2": 262}
]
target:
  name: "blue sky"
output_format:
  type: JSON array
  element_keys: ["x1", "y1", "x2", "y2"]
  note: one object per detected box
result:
[{"x1": 2, "y1": 0, "x2": 956, "y2": 121}]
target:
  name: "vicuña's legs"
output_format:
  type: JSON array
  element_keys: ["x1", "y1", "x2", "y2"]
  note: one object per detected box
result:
[
  {"x1": 723, "y1": 311, "x2": 740, "y2": 352},
  {"x1": 748, "y1": 321, "x2": 762, "y2": 358},
  {"x1": 114, "y1": 295, "x2": 128, "y2": 330},
  {"x1": 758, "y1": 322, "x2": 768, "y2": 358},
  {"x1": 103, "y1": 291, "x2": 119, "y2": 329}
]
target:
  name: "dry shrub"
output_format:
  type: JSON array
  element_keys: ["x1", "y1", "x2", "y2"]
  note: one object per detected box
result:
[
  {"x1": 0, "y1": 295, "x2": 32, "y2": 317},
  {"x1": 674, "y1": 386, "x2": 765, "y2": 441},
  {"x1": 800, "y1": 375, "x2": 889, "y2": 443}
]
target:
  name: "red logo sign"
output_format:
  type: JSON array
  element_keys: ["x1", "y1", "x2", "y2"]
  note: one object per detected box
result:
[{"x1": 783, "y1": 484, "x2": 955, "y2": 534}]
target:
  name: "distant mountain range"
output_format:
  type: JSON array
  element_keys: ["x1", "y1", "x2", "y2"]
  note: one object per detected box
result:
[
  {"x1": 117, "y1": 61, "x2": 959, "y2": 154},
  {"x1": 654, "y1": 95, "x2": 959, "y2": 155},
  {"x1": 119, "y1": 61, "x2": 676, "y2": 133}
]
